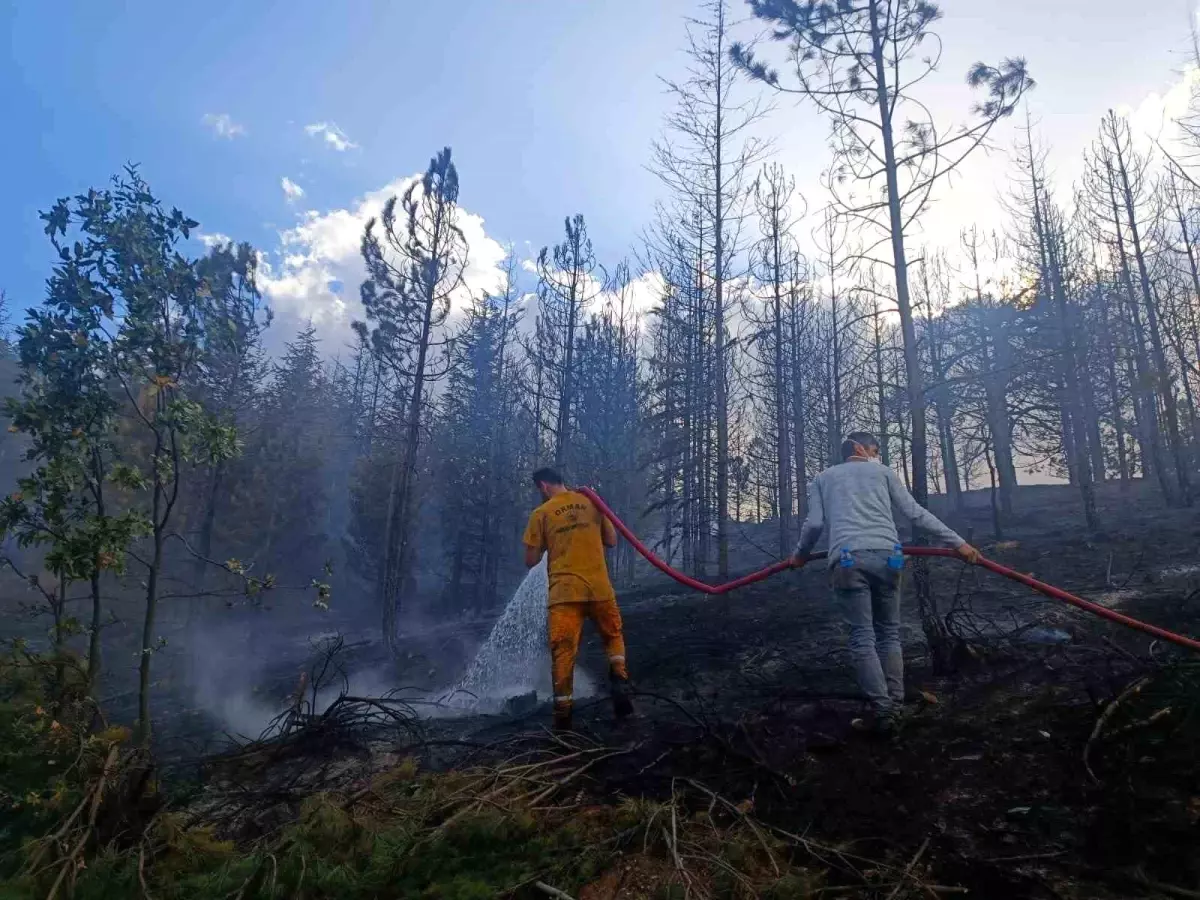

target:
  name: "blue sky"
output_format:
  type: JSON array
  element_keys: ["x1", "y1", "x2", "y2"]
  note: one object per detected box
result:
[{"x1": 3, "y1": 0, "x2": 1198, "y2": 348}]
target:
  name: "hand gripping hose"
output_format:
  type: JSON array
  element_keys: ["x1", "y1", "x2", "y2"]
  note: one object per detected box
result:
[{"x1": 578, "y1": 486, "x2": 1200, "y2": 654}]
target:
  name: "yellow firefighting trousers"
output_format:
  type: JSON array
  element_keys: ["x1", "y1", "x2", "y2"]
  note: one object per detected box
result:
[{"x1": 548, "y1": 599, "x2": 628, "y2": 714}]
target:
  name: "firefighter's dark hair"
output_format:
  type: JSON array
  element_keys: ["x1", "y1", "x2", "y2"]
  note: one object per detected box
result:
[{"x1": 531, "y1": 467, "x2": 564, "y2": 486}]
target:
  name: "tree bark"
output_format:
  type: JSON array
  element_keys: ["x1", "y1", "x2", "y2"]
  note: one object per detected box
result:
[
  {"x1": 769, "y1": 204, "x2": 793, "y2": 555},
  {"x1": 790, "y1": 274, "x2": 809, "y2": 518},
  {"x1": 553, "y1": 231, "x2": 582, "y2": 470},
  {"x1": 869, "y1": 2, "x2": 928, "y2": 505},
  {"x1": 1029, "y1": 160, "x2": 1097, "y2": 527},
  {"x1": 1047, "y1": 238, "x2": 1099, "y2": 529},
  {"x1": 714, "y1": 29, "x2": 730, "y2": 578},
  {"x1": 1113, "y1": 137, "x2": 1192, "y2": 504},
  {"x1": 982, "y1": 312, "x2": 1017, "y2": 516},
  {"x1": 136, "y1": 434, "x2": 166, "y2": 747},
  {"x1": 873, "y1": 304, "x2": 891, "y2": 467},
  {"x1": 1105, "y1": 157, "x2": 1169, "y2": 499},
  {"x1": 86, "y1": 449, "x2": 108, "y2": 695},
  {"x1": 1100, "y1": 290, "x2": 1131, "y2": 488}
]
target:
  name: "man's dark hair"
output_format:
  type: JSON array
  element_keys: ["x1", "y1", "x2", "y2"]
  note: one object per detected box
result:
[
  {"x1": 531, "y1": 467, "x2": 565, "y2": 486},
  {"x1": 841, "y1": 431, "x2": 880, "y2": 461}
]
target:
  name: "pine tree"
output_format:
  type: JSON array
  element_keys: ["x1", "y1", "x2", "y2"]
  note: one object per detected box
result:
[
  {"x1": 533, "y1": 215, "x2": 604, "y2": 470},
  {"x1": 436, "y1": 254, "x2": 532, "y2": 615},
  {"x1": 653, "y1": 0, "x2": 769, "y2": 576},
  {"x1": 187, "y1": 241, "x2": 271, "y2": 593},
  {"x1": 252, "y1": 324, "x2": 329, "y2": 571},
  {"x1": 574, "y1": 263, "x2": 643, "y2": 582},
  {"x1": 354, "y1": 148, "x2": 468, "y2": 650},
  {"x1": 745, "y1": 164, "x2": 801, "y2": 554},
  {"x1": 734, "y1": 0, "x2": 1033, "y2": 506}
]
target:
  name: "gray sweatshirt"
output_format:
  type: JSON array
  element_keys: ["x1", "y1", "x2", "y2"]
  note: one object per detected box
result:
[{"x1": 794, "y1": 460, "x2": 965, "y2": 566}]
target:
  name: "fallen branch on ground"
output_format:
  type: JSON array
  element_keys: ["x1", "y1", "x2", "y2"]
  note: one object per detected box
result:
[{"x1": 1084, "y1": 674, "x2": 1150, "y2": 783}]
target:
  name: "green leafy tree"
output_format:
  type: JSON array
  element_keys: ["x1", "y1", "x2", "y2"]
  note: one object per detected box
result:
[
  {"x1": 40, "y1": 167, "x2": 239, "y2": 745},
  {"x1": 1, "y1": 200, "x2": 148, "y2": 695}
]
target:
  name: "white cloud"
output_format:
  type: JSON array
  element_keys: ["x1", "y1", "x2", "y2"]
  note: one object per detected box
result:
[
  {"x1": 588, "y1": 270, "x2": 664, "y2": 319},
  {"x1": 1120, "y1": 64, "x2": 1200, "y2": 154},
  {"x1": 527, "y1": 266, "x2": 664, "y2": 324},
  {"x1": 281, "y1": 177, "x2": 305, "y2": 201},
  {"x1": 202, "y1": 113, "x2": 245, "y2": 139},
  {"x1": 257, "y1": 175, "x2": 508, "y2": 336},
  {"x1": 304, "y1": 122, "x2": 359, "y2": 152},
  {"x1": 623, "y1": 271, "x2": 666, "y2": 316},
  {"x1": 198, "y1": 232, "x2": 233, "y2": 248}
]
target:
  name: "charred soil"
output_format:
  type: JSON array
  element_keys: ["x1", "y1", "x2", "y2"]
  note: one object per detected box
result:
[{"x1": 4, "y1": 480, "x2": 1199, "y2": 899}]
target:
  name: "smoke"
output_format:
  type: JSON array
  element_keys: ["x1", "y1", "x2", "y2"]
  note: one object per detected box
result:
[
  {"x1": 198, "y1": 684, "x2": 280, "y2": 740},
  {"x1": 183, "y1": 560, "x2": 606, "y2": 737},
  {"x1": 185, "y1": 621, "x2": 282, "y2": 739},
  {"x1": 186, "y1": 619, "x2": 419, "y2": 738}
]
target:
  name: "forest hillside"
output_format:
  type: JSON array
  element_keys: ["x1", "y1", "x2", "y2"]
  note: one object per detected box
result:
[{"x1": 2, "y1": 1, "x2": 1199, "y2": 897}]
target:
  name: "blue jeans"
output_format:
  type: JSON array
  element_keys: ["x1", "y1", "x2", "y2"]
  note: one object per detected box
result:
[{"x1": 831, "y1": 550, "x2": 904, "y2": 717}]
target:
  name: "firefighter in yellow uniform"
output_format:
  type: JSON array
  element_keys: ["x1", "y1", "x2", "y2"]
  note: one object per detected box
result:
[{"x1": 523, "y1": 467, "x2": 634, "y2": 731}]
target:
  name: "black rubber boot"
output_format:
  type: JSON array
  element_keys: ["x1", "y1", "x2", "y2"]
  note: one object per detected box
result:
[
  {"x1": 553, "y1": 705, "x2": 573, "y2": 733},
  {"x1": 610, "y1": 672, "x2": 634, "y2": 719},
  {"x1": 851, "y1": 712, "x2": 897, "y2": 740}
]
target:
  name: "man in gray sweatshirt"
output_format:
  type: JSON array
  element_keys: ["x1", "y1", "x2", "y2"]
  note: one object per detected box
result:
[{"x1": 791, "y1": 431, "x2": 980, "y2": 734}]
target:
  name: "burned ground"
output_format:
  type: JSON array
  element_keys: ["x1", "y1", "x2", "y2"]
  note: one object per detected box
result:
[
  {"x1": 5, "y1": 479, "x2": 1198, "y2": 898},
  {"x1": 150, "y1": 479, "x2": 1200, "y2": 899}
]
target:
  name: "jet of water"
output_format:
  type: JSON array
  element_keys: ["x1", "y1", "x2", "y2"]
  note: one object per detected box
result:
[
  {"x1": 445, "y1": 559, "x2": 550, "y2": 710},
  {"x1": 444, "y1": 558, "x2": 593, "y2": 712}
]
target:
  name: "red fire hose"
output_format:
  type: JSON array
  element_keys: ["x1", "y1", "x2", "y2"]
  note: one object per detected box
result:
[{"x1": 577, "y1": 486, "x2": 1200, "y2": 654}]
